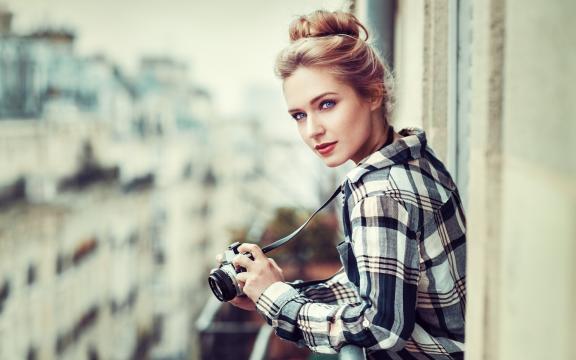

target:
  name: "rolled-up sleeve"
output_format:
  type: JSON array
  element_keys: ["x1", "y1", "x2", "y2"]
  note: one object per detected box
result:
[
  {"x1": 297, "y1": 269, "x2": 361, "y2": 306},
  {"x1": 256, "y1": 195, "x2": 420, "y2": 353}
]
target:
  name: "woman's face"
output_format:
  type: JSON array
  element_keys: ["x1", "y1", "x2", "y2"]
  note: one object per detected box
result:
[{"x1": 283, "y1": 66, "x2": 383, "y2": 167}]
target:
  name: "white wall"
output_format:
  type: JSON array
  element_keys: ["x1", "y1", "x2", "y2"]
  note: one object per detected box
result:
[
  {"x1": 467, "y1": 0, "x2": 576, "y2": 359},
  {"x1": 393, "y1": 0, "x2": 424, "y2": 130}
]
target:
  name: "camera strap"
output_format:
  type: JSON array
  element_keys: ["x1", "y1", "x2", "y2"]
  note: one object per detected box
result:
[{"x1": 261, "y1": 186, "x2": 342, "y2": 254}]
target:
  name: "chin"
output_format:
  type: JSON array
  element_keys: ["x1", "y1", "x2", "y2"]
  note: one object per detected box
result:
[{"x1": 321, "y1": 156, "x2": 348, "y2": 168}]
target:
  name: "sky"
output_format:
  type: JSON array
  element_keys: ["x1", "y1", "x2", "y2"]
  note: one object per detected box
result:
[{"x1": 3, "y1": 0, "x2": 348, "y2": 116}]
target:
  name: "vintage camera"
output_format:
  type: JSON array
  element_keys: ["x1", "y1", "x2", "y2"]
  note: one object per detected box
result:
[{"x1": 208, "y1": 242, "x2": 253, "y2": 302}]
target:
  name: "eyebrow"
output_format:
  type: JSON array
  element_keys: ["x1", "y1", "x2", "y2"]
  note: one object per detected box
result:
[{"x1": 288, "y1": 92, "x2": 338, "y2": 113}]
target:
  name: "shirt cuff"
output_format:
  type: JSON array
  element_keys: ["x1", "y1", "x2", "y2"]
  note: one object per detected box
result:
[
  {"x1": 256, "y1": 282, "x2": 306, "y2": 342},
  {"x1": 256, "y1": 282, "x2": 300, "y2": 318}
]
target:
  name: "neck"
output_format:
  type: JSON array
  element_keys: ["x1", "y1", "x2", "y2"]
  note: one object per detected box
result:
[
  {"x1": 375, "y1": 123, "x2": 392, "y2": 150},
  {"x1": 352, "y1": 111, "x2": 390, "y2": 164}
]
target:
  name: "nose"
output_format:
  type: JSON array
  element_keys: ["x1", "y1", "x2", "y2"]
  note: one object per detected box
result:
[{"x1": 305, "y1": 115, "x2": 325, "y2": 139}]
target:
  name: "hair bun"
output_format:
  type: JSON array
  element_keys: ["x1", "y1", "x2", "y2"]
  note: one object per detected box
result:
[{"x1": 288, "y1": 10, "x2": 368, "y2": 42}]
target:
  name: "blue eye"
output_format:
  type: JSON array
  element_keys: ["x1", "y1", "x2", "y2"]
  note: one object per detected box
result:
[
  {"x1": 291, "y1": 112, "x2": 306, "y2": 121},
  {"x1": 320, "y1": 99, "x2": 336, "y2": 110}
]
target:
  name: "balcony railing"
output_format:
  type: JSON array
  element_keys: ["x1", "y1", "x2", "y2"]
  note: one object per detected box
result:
[{"x1": 196, "y1": 297, "x2": 366, "y2": 360}]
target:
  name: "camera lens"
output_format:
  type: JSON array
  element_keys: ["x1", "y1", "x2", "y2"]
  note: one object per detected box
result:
[{"x1": 208, "y1": 269, "x2": 237, "y2": 302}]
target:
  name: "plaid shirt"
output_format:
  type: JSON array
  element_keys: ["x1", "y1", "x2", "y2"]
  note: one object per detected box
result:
[{"x1": 256, "y1": 128, "x2": 466, "y2": 359}]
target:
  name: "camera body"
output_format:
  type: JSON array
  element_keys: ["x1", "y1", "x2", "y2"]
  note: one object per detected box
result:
[{"x1": 208, "y1": 242, "x2": 253, "y2": 302}]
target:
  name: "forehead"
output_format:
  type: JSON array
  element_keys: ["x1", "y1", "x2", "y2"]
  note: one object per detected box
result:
[{"x1": 282, "y1": 66, "x2": 352, "y2": 107}]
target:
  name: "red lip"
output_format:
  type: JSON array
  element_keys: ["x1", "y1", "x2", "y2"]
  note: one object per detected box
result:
[{"x1": 315, "y1": 141, "x2": 337, "y2": 155}]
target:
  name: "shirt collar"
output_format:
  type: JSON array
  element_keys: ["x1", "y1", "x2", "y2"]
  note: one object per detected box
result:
[{"x1": 345, "y1": 127, "x2": 428, "y2": 184}]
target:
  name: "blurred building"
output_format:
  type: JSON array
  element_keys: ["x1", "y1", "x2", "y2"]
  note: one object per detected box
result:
[
  {"x1": 0, "y1": 7, "x2": 217, "y2": 360},
  {"x1": 0, "y1": 13, "x2": 134, "y2": 123},
  {"x1": 0, "y1": 5, "x2": 335, "y2": 358}
]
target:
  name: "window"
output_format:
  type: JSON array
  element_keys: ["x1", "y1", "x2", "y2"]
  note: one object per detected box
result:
[{"x1": 448, "y1": 0, "x2": 473, "y2": 209}]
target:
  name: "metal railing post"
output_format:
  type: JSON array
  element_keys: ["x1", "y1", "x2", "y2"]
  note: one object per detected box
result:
[
  {"x1": 248, "y1": 325, "x2": 273, "y2": 360},
  {"x1": 339, "y1": 345, "x2": 366, "y2": 360}
]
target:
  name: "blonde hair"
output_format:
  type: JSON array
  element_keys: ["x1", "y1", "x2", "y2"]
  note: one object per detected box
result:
[{"x1": 275, "y1": 10, "x2": 393, "y2": 123}]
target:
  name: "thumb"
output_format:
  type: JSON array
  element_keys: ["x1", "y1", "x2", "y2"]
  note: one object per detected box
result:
[{"x1": 236, "y1": 272, "x2": 248, "y2": 284}]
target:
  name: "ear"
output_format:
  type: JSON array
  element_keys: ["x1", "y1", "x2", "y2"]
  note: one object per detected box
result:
[{"x1": 369, "y1": 88, "x2": 384, "y2": 112}]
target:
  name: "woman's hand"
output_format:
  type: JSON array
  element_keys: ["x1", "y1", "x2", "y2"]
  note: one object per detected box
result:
[
  {"x1": 232, "y1": 243, "x2": 285, "y2": 304},
  {"x1": 214, "y1": 253, "x2": 257, "y2": 311}
]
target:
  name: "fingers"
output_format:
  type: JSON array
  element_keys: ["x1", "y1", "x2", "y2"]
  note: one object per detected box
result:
[
  {"x1": 215, "y1": 253, "x2": 223, "y2": 264},
  {"x1": 238, "y1": 243, "x2": 265, "y2": 260},
  {"x1": 235, "y1": 260, "x2": 282, "y2": 284},
  {"x1": 229, "y1": 248, "x2": 285, "y2": 303},
  {"x1": 233, "y1": 243, "x2": 265, "y2": 270},
  {"x1": 235, "y1": 272, "x2": 248, "y2": 283},
  {"x1": 232, "y1": 252, "x2": 254, "y2": 270}
]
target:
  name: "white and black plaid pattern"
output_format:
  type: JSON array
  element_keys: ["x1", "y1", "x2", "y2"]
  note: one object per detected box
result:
[{"x1": 256, "y1": 128, "x2": 466, "y2": 359}]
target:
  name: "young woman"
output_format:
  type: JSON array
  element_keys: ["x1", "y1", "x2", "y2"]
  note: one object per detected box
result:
[{"x1": 228, "y1": 10, "x2": 466, "y2": 359}]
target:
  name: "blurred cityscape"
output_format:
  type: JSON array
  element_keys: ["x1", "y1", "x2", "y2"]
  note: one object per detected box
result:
[{"x1": 0, "y1": 5, "x2": 344, "y2": 360}]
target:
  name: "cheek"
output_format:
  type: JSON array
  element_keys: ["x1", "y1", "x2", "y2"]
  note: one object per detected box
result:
[
  {"x1": 333, "y1": 112, "x2": 359, "y2": 137},
  {"x1": 347, "y1": 105, "x2": 371, "y2": 131}
]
